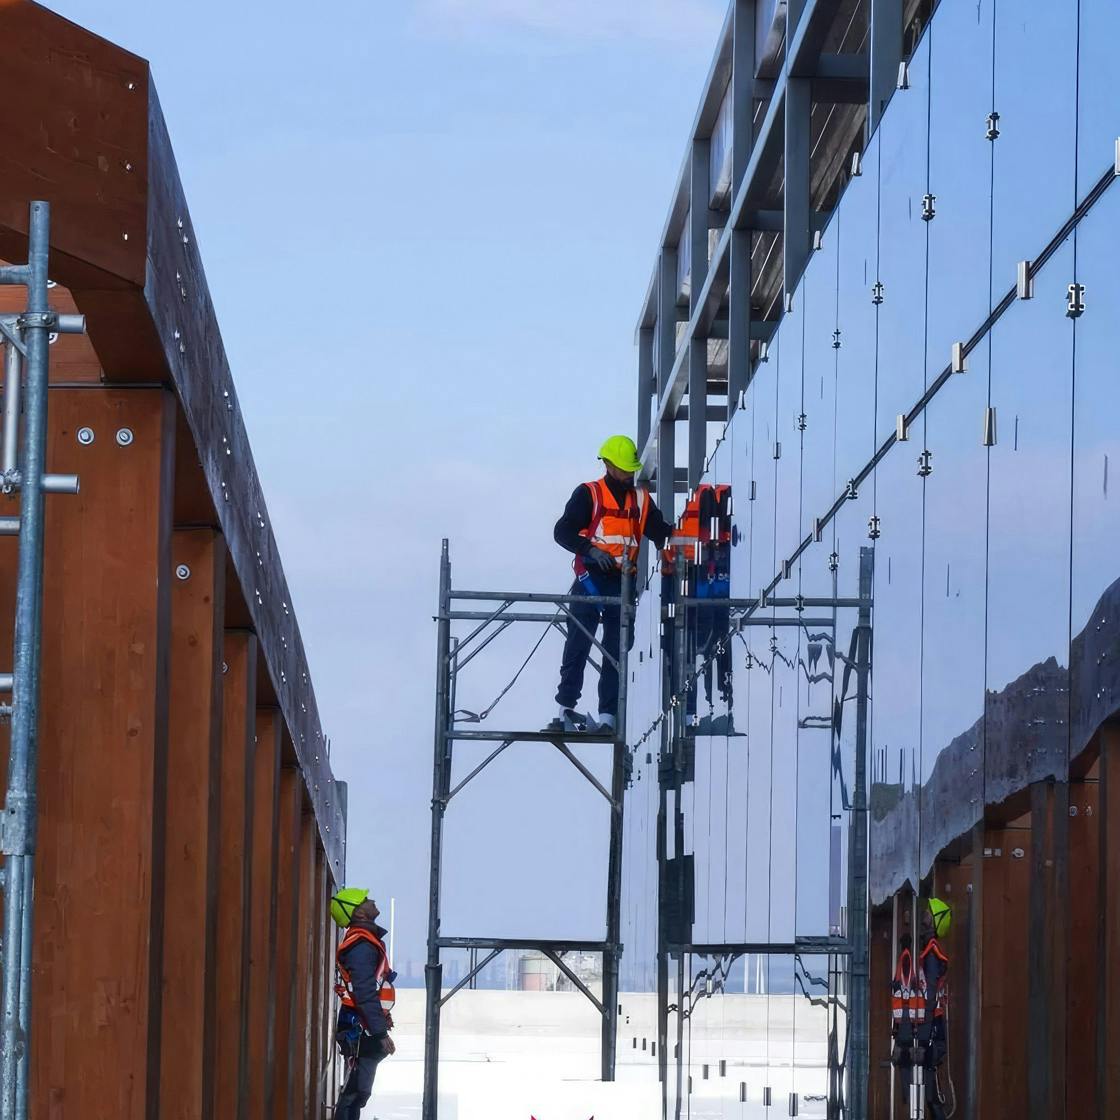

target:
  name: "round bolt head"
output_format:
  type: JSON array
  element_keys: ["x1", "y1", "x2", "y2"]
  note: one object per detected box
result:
[
  {"x1": 175, "y1": 564, "x2": 191, "y2": 581},
  {"x1": 116, "y1": 428, "x2": 134, "y2": 446},
  {"x1": 76, "y1": 427, "x2": 95, "y2": 446}
]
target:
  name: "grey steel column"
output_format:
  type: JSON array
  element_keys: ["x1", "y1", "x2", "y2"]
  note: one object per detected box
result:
[
  {"x1": 847, "y1": 547, "x2": 874, "y2": 1119},
  {"x1": 687, "y1": 140, "x2": 710, "y2": 490},
  {"x1": 868, "y1": 0, "x2": 903, "y2": 134},
  {"x1": 601, "y1": 561, "x2": 632, "y2": 1081},
  {"x1": 0, "y1": 201, "x2": 52, "y2": 1120},
  {"x1": 422, "y1": 540, "x2": 453, "y2": 1120},
  {"x1": 638, "y1": 326, "x2": 655, "y2": 463},
  {"x1": 729, "y1": 1, "x2": 757, "y2": 418},
  {"x1": 656, "y1": 250, "x2": 678, "y2": 512},
  {"x1": 784, "y1": 74, "x2": 812, "y2": 301}
]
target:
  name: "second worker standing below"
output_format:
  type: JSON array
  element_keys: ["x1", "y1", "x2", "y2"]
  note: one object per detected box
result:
[{"x1": 548, "y1": 435, "x2": 672, "y2": 734}]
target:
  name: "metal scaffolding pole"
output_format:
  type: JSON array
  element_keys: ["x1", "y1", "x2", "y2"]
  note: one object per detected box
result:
[
  {"x1": 422, "y1": 541, "x2": 453, "y2": 1120},
  {"x1": 421, "y1": 540, "x2": 632, "y2": 1119},
  {"x1": 847, "y1": 547, "x2": 874, "y2": 1119},
  {"x1": 0, "y1": 202, "x2": 82, "y2": 1120}
]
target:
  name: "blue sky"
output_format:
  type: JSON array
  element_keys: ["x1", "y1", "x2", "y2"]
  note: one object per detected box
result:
[{"x1": 44, "y1": 0, "x2": 728, "y2": 973}]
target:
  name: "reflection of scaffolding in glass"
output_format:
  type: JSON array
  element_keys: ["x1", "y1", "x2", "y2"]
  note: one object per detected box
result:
[
  {"x1": 0, "y1": 202, "x2": 85, "y2": 1120},
  {"x1": 422, "y1": 539, "x2": 633, "y2": 1120},
  {"x1": 656, "y1": 548, "x2": 873, "y2": 1120}
]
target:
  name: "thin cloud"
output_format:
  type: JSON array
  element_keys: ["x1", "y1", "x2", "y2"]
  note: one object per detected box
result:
[{"x1": 417, "y1": 0, "x2": 727, "y2": 47}]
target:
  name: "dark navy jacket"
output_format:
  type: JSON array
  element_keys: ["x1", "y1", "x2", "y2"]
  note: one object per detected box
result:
[{"x1": 338, "y1": 922, "x2": 391, "y2": 1038}]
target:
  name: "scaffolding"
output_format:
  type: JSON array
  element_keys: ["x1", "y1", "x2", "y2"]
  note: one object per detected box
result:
[
  {"x1": 0, "y1": 202, "x2": 85, "y2": 1120},
  {"x1": 422, "y1": 539, "x2": 634, "y2": 1120}
]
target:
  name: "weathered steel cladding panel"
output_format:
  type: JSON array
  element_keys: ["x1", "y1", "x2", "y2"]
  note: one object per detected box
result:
[
  {"x1": 0, "y1": 0, "x2": 345, "y2": 874},
  {"x1": 143, "y1": 79, "x2": 345, "y2": 876}
]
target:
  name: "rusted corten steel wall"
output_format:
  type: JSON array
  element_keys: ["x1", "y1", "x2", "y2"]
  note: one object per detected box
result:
[{"x1": 0, "y1": 4, "x2": 346, "y2": 1118}]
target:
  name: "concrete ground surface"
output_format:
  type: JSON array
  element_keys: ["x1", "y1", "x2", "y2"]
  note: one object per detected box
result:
[{"x1": 355, "y1": 989, "x2": 833, "y2": 1120}]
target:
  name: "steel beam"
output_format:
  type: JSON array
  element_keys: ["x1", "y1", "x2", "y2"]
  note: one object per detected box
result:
[
  {"x1": 687, "y1": 139, "x2": 711, "y2": 490},
  {"x1": 784, "y1": 74, "x2": 812, "y2": 300},
  {"x1": 868, "y1": 0, "x2": 903, "y2": 133}
]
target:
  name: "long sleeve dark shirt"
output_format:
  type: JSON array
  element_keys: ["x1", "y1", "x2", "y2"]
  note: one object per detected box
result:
[
  {"x1": 554, "y1": 476, "x2": 672, "y2": 558},
  {"x1": 338, "y1": 924, "x2": 391, "y2": 1038}
]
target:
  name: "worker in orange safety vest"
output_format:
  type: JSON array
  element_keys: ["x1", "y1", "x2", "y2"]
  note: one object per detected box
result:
[
  {"x1": 893, "y1": 900, "x2": 951, "y2": 1119},
  {"x1": 549, "y1": 436, "x2": 672, "y2": 734},
  {"x1": 331, "y1": 888, "x2": 397, "y2": 1120}
]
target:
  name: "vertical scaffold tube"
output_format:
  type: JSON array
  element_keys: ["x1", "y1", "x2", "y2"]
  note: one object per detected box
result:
[
  {"x1": 1, "y1": 201, "x2": 52, "y2": 1120},
  {"x1": 422, "y1": 540, "x2": 453, "y2": 1120},
  {"x1": 601, "y1": 560, "x2": 631, "y2": 1081},
  {"x1": 848, "y1": 547, "x2": 874, "y2": 1119}
]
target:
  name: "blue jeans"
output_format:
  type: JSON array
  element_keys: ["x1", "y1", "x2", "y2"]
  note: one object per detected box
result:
[
  {"x1": 555, "y1": 579, "x2": 633, "y2": 717},
  {"x1": 335, "y1": 1032, "x2": 386, "y2": 1120}
]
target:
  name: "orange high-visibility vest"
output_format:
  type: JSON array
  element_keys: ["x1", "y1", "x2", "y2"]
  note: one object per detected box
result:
[
  {"x1": 918, "y1": 938, "x2": 949, "y2": 1018},
  {"x1": 662, "y1": 483, "x2": 733, "y2": 575},
  {"x1": 575, "y1": 477, "x2": 651, "y2": 576},
  {"x1": 335, "y1": 926, "x2": 396, "y2": 1016},
  {"x1": 891, "y1": 948, "x2": 924, "y2": 1026}
]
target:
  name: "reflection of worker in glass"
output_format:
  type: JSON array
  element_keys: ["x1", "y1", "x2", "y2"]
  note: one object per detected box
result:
[
  {"x1": 668, "y1": 484, "x2": 734, "y2": 734},
  {"x1": 892, "y1": 899, "x2": 950, "y2": 1119}
]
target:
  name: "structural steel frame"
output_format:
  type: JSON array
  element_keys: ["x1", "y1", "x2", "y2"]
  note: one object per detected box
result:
[
  {"x1": 423, "y1": 539, "x2": 633, "y2": 1120},
  {"x1": 0, "y1": 202, "x2": 85, "y2": 1120},
  {"x1": 635, "y1": 0, "x2": 902, "y2": 499}
]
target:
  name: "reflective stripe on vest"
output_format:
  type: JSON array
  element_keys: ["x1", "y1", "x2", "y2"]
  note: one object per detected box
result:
[
  {"x1": 335, "y1": 927, "x2": 397, "y2": 1015},
  {"x1": 918, "y1": 938, "x2": 949, "y2": 1018},
  {"x1": 891, "y1": 948, "x2": 924, "y2": 1024},
  {"x1": 662, "y1": 483, "x2": 733, "y2": 575},
  {"x1": 575, "y1": 478, "x2": 650, "y2": 575}
]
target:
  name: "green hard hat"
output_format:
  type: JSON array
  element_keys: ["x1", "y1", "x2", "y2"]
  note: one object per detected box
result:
[
  {"x1": 330, "y1": 886, "x2": 369, "y2": 928},
  {"x1": 599, "y1": 434, "x2": 642, "y2": 473},
  {"x1": 928, "y1": 896, "x2": 951, "y2": 938}
]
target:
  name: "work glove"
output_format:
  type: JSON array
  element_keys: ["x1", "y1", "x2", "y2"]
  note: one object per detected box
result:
[
  {"x1": 585, "y1": 546, "x2": 616, "y2": 572},
  {"x1": 381, "y1": 1035, "x2": 396, "y2": 1057}
]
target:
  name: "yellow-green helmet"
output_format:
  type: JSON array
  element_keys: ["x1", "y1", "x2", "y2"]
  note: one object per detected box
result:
[
  {"x1": 598, "y1": 435, "x2": 642, "y2": 473},
  {"x1": 330, "y1": 886, "x2": 369, "y2": 928},
  {"x1": 928, "y1": 896, "x2": 951, "y2": 938}
]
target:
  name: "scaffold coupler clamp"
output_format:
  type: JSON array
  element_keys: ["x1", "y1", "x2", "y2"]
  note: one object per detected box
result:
[{"x1": 0, "y1": 788, "x2": 33, "y2": 856}]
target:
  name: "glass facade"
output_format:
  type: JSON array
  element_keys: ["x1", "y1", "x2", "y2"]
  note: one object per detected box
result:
[{"x1": 621, "y1": 1, "x2": 1120, "y2": 1116}]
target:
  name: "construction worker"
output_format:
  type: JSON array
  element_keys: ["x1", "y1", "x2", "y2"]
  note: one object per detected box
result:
[
  {"x1": 894, "y1": 899, "x2": 950, "y2": 1119},
  {"x1": 550, "y1": 435, "x2": 672, "y2": 733},
  {"x1": 331, "y1": 888, "x2": 397, "y2": 1120},
  {"x1": 671, "y1": 483, "x2": 734, "y2": 734}
]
